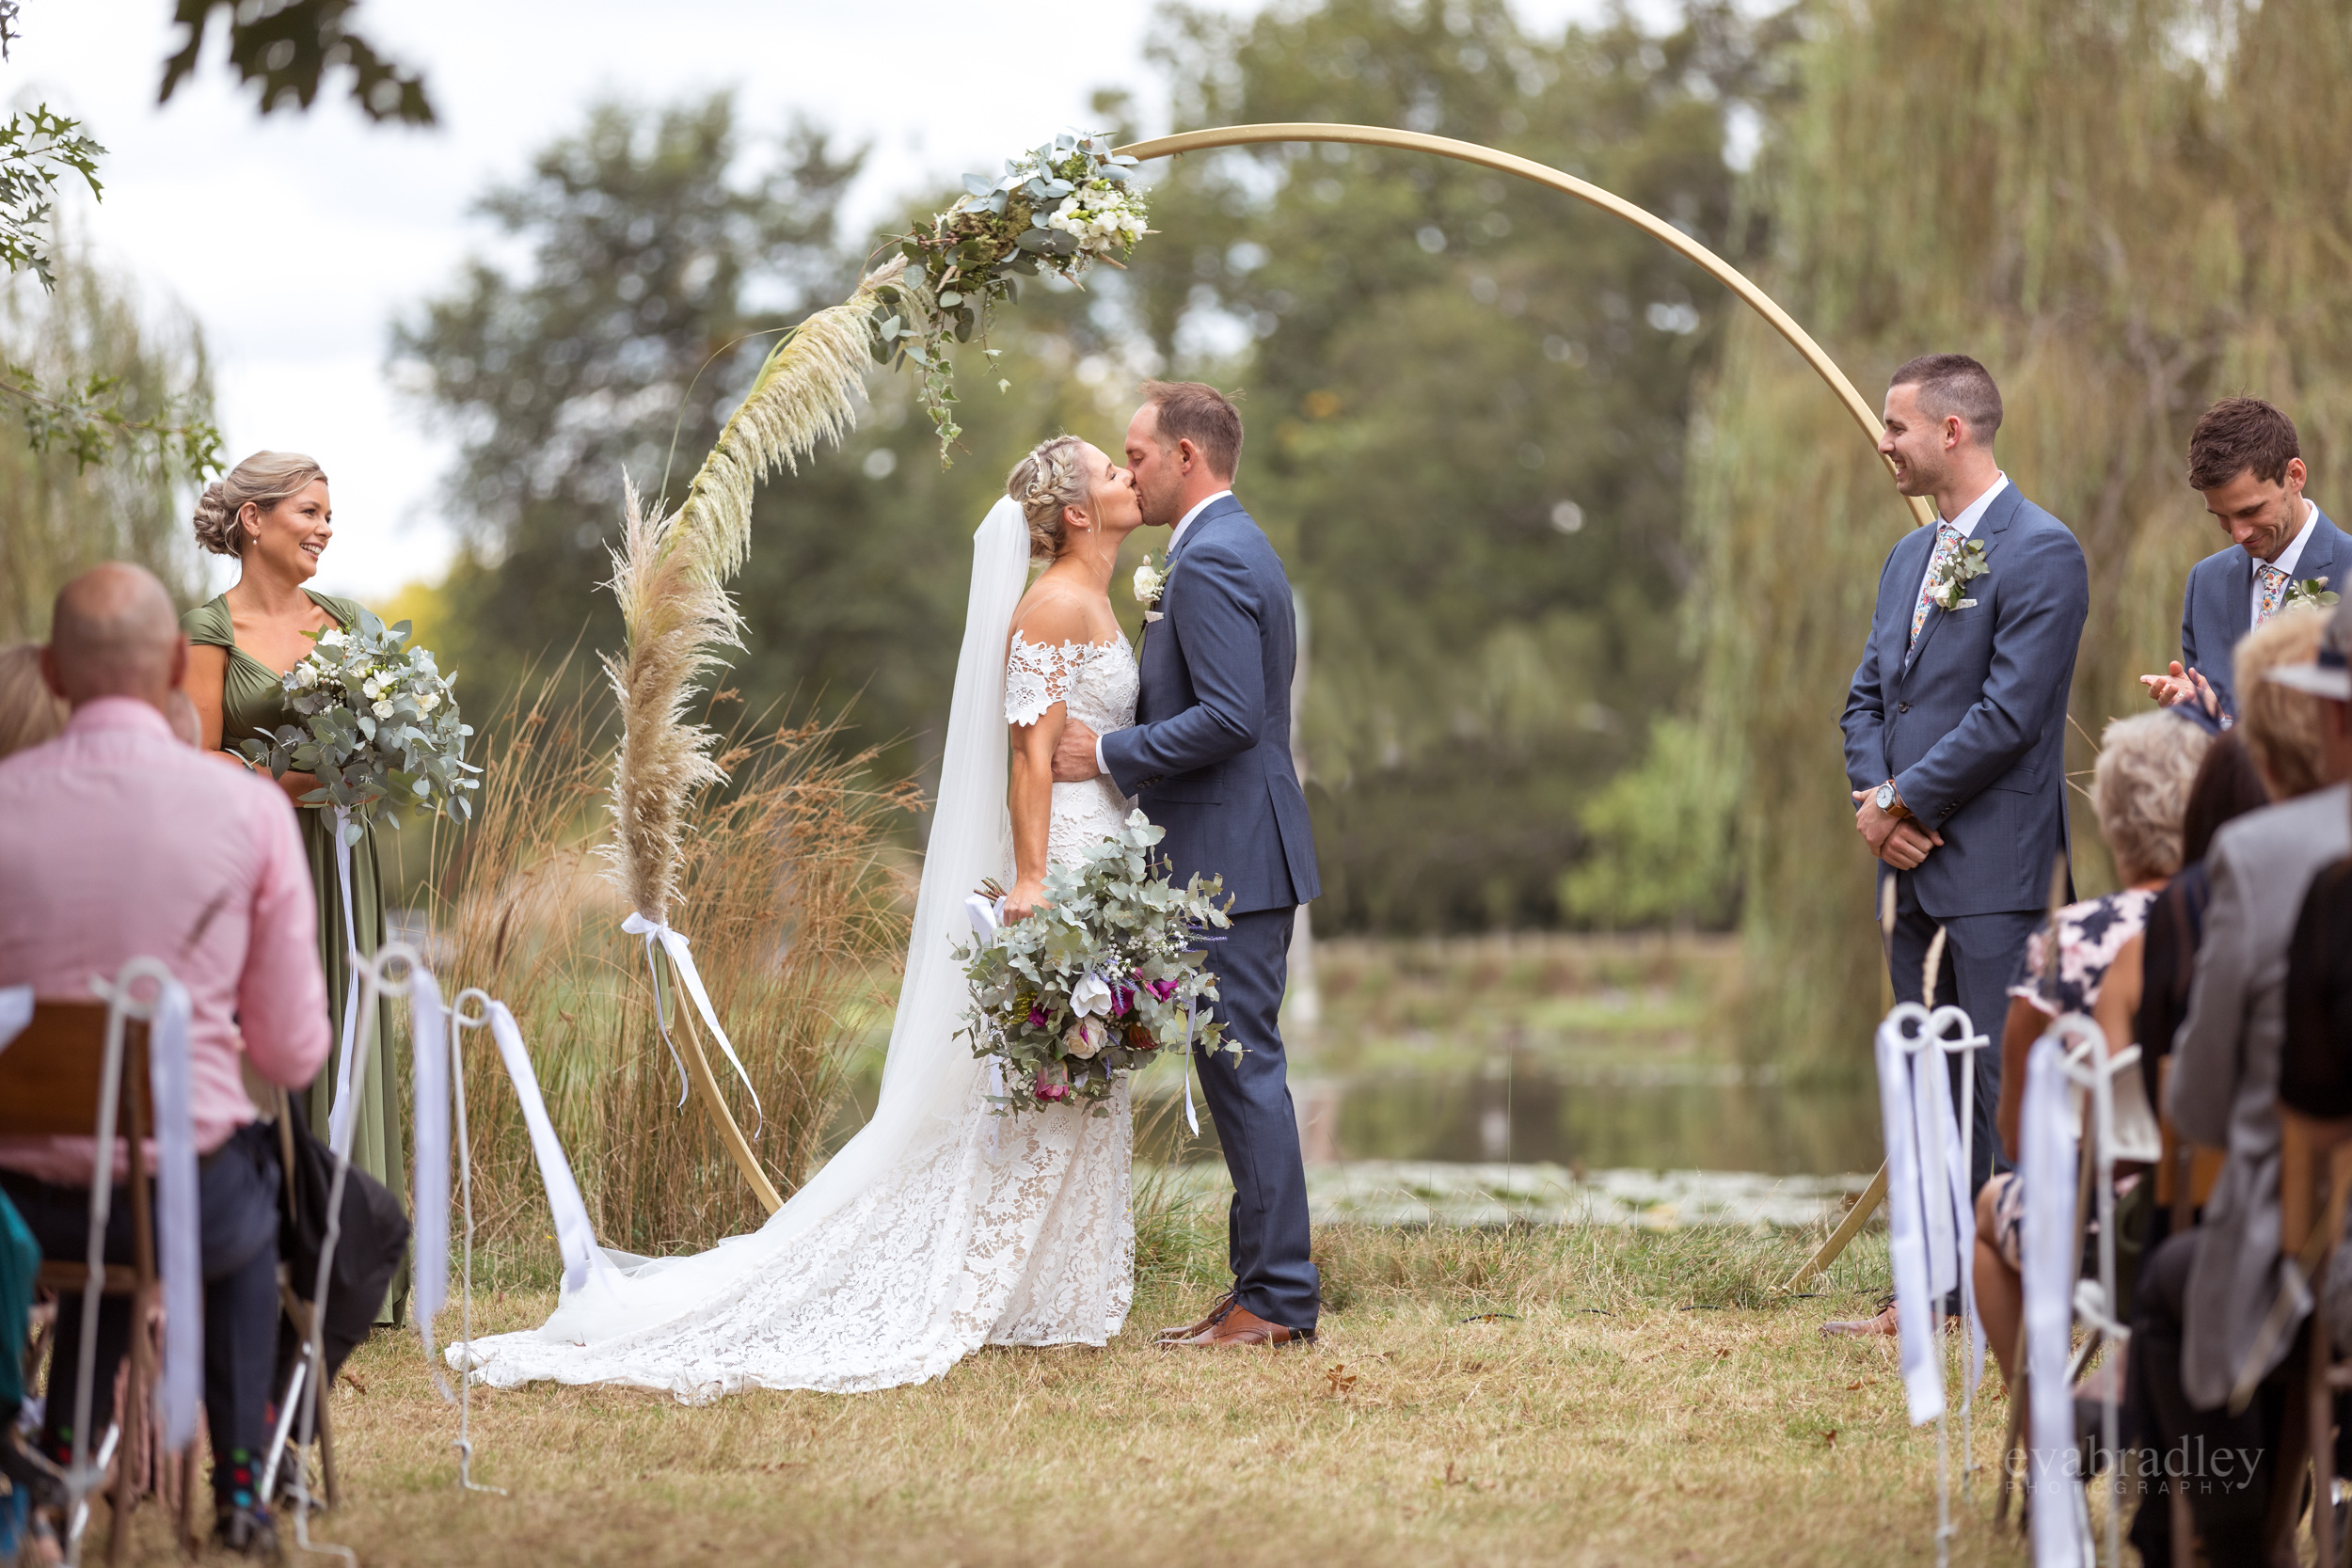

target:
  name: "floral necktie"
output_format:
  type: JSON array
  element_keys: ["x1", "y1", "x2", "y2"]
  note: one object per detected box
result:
[
  {"x1": 2256, "y1": 562, "x2": 2291, "y2": 625},
  {"x1": 1910, "y1": 523, "x2": 1963, "y2": 645}
]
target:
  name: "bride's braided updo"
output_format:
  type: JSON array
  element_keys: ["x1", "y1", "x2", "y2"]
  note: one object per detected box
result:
[{"x1": 1006, "y1": 435, "x2": 1089, "y2": 561}]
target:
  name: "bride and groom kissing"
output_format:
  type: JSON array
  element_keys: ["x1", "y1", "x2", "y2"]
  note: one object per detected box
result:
[{"x1": 455, "y1": 381, "x2": 1323, "y2": 1398}]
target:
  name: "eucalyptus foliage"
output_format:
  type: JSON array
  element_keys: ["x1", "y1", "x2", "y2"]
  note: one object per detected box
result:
[
  {"x1": 957, "y1": 813, "x2": 1232, "y2": 1114},
  {"x1": 879, "y1": 133, "x2": 1148, "y2": 458},
  {"x1": 240, "y1": 610, "x2": 480, "y2": 843}
]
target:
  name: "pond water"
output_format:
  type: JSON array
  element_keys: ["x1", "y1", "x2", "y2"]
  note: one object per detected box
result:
[
  {"x1": 1158, "y1": 1060, "x2": 1881, "y2": 1176},
  {"x1": 822, "y1": 935, "x2": 1886, "y2": 1225}
]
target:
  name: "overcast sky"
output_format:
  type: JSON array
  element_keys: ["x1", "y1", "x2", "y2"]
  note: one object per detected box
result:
[{"x1": 17, "y1": 0, "x2": 1629, "y2": 601}]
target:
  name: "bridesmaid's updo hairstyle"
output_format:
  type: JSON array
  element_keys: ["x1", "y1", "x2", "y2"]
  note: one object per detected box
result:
[
  {"x1": 1006, "y1": 435, "x2": 1089, "y2": 561},
  {"x1": 192, "y1": 450, "x2": 328, "y2": 557}
]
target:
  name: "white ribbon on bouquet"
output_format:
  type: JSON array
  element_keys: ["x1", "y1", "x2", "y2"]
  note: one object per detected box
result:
[
  {"x1": 621, "y1": 912, "x2": 763, "y2": 1134},
  {"x1": 325, "y1": 805, "x2": 365, "y2": 1151}
]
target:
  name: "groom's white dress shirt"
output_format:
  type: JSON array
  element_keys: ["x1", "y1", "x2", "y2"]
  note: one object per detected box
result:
[
  {"x1": 1911, "y1": 471, "x2": 2008, "y2": 612},
  {"x1": 1095, "y1": 488, "x2": 1232, "y2": 776}
]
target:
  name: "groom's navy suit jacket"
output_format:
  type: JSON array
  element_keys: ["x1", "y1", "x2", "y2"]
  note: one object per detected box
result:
[
  {"x1": 1102, "y1": 494, "x2": 1320, "y2": 915},
  {"x1": 2178, "y1": 506, "x2": 2350, "y2": 721},
  {"x1": 1841, "y1": 484, "x2": 2089, "y2": 920}
]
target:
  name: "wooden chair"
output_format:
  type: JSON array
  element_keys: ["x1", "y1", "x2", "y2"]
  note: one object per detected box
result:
[
  {"x1": 2271, "y1": 1106, "x2": 2352, "y2": 1567},
  {"x1": 0, "y1": 997, "x2": 198, "y2": 1562}
]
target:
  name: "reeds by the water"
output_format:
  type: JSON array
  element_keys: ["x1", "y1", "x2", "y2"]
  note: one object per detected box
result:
[{"x1": 420, "y1": 670, "x2": 916, "y2": 1255}]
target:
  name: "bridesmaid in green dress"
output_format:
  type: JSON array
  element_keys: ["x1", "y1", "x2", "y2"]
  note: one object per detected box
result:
[{"x1": 183, "y1": 451, "x2": 405, "y2": 1323}]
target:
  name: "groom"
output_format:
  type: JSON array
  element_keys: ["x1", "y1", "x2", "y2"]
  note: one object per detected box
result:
[
  {"x1": 1841, "y1": 354, "x2": 2087, "y2": 1200},
  {"x1": 1052, "y1": 381, "x2": 1323, "y2": 1348}
]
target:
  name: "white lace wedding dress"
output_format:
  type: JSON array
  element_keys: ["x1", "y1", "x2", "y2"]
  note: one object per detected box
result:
[{"x1": 451, "y1": 501, "x2": 1143, "y2": 1401}]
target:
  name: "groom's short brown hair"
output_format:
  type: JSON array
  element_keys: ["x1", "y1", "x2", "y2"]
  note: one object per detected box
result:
[{"x1": 1140, "y1": 381, "x2": 1243, "y2": 479}]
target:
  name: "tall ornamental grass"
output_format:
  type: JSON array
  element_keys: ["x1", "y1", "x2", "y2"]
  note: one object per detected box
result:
[{"x1": 419, "y1": 671, "x2": 915, "y2": 1254}]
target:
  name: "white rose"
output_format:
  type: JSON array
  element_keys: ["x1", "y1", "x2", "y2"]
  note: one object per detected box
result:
[
  {"x1": 361, "y1": 678, "x2": 382, "y2": 700},
  {"x1": 416, "y1": 691, "x2": 439, "y2": 713},
  {"x1": 372, "y1": 700, "x2": 394, "y2": 720},
  {"x1": 294, "y1": 663, "x2": 319, "y2": 690},
  {"x1": 317, "y1": 629, "x2": 344, "y2": 649},
  {"x1": 1065, "y1": 1018, "x2": 1102, "y2": 1059}
]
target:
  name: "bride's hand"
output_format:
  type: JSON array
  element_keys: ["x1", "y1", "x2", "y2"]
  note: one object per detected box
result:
[{"x1": 1004, "y1": 879, "x2": 1049, "y2": 923}]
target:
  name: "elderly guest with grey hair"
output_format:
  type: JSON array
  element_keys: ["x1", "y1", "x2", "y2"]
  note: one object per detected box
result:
[{"x1": 1967, "y1": 710, "x2": 2213, "y2": 1386}]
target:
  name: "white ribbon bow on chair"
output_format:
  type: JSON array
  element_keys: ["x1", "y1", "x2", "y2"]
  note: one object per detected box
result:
[{"x1": 621, "y1": 912, "x2": 763, "y2": 1133}]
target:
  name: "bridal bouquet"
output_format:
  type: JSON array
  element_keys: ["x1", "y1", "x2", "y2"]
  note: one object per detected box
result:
[
  {"x1": 237, "y1": 610, "x2": 480, "y2": 844},
  {"x1": 956, "y1": 811, "x2": 1232, "y2": 1113},
  {"x1": 872, "y1": 132, "x2": 1150, "y2": 458}
]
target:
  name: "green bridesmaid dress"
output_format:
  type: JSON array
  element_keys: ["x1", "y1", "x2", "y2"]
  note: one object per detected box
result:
[{"x1": 183, "y1": 592, "x2": 405, "y2": 1322}]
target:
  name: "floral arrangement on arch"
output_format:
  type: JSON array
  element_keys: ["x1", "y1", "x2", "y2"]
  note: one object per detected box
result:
[
  {"x1": 868, "y1": 132, "x2": 1149, "y2": 459},
  {"x1": 956, "y1": 812, "x2": 1232, "y2": 1113}
]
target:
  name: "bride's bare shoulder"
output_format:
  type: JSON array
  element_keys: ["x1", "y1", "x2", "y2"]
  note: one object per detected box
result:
[{"x1": 1008, "y1": 578, "x2": 1104, "y2": 650}]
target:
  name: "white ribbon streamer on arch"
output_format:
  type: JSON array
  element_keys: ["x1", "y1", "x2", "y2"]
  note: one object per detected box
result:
[{"x1": 621, "y1": 912, "x2": 763, "y2": 1134}]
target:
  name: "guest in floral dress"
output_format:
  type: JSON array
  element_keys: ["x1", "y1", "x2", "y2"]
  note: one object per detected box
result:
[{"x1": 1972, "y1": 711, "x2": 2213, "y2": 1385}]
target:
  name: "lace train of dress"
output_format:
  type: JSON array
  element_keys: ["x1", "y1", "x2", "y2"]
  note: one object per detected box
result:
[{"x1": 452, "y1": 631, "x2": 1141, "y2": 1401}]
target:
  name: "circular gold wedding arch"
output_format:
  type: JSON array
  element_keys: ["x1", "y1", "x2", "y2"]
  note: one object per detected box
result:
[
  {"x1": 694, "y1": 123, "x2": 1930, "y2": 1226},
  {"x1": 1116, "y1": 123, "x2": 1935, "y2": 531}
]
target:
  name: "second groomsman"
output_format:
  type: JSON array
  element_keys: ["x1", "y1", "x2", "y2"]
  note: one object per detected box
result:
[{"x1": 2141, "y1": 397, "x2": 2350, "y2": 722}]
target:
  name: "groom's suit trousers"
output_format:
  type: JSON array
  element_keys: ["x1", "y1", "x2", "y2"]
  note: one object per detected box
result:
[
  {"x1": 1197, "y1": 906, "x2": 1320, "y2": 1333},
  {"x1": 1886, "y1": 869, "x2": 2036, "y2": 1194}
]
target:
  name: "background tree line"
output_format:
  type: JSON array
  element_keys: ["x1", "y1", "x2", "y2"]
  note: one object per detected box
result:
[
  {"x1": 385, "y1": 0, "x2": 1776, "y2": 935},
  {"x1": 16, "y1": 0, "x2": 2350, "y2": 1072}
]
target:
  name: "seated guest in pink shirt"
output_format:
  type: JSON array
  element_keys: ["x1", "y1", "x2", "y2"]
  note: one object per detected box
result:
[{"x1": 0, "y1": 563, "x2": 328, "y2": 1558}]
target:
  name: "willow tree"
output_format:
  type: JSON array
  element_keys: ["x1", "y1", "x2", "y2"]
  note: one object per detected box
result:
[
  {"x1": 1689, "y1": 0, "x2": 2352, "y2": 1067},
  {"x1": 0, "y1": 247, "x2": 215, "y2": 639}
]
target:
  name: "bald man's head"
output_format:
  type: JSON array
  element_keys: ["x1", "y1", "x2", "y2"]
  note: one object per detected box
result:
[{"x1": 42, "y1": 563, "x2": 187, "y2": 710}]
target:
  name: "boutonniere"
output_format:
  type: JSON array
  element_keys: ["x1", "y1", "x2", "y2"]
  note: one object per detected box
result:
[
  {"x1": 2285, "y1": 576, "x2": 2342, "y2": 613},
  {"x1": 1927, "y1": 538, "x2": 1989, "y2": 612},
  {"x1": 1132, "y1": 554, "x2": 1166, "y2": 624}
]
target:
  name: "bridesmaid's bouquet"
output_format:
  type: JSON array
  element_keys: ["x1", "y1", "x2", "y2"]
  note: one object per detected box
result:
[
  {"x1": 956, "y1": 811, "x2": 1232, "y2": 1114},
  {"x1": 238, "y1": 609, "x2": 480, "y2": 844}
]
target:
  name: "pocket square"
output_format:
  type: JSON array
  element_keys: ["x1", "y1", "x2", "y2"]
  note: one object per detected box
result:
[{"x1": 1143, "y1": 610, "x2": 1163, "y2": 624}]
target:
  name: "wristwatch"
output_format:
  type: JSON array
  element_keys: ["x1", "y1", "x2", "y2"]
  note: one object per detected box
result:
[{"x1": 1875, "y1": 780, "x2": 1908, "y2": 818}]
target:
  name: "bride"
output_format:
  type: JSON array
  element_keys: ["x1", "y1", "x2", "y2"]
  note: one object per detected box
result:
[{"x1": 455, "y1": 436, "x2": 1148, "y2": 1398}]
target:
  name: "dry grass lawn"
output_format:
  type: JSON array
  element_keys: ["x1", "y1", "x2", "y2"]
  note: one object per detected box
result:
[{"x1": 137, "y1": 1219, "x2": 2060, "y2": 1568}]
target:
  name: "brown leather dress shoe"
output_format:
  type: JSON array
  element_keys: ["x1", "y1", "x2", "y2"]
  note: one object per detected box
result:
[
  {"x1": 1154, "y1": 1291, "x2": 1236, "y2": 1342},
  {"x1": 1165, "y1": 1304, "x2": 1313, "y2": 1348}
]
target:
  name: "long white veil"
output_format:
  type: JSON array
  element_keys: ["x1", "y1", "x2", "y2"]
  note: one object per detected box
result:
[{"x1": 532, "y1": 499, "x2": 1031, "y2": 1343}]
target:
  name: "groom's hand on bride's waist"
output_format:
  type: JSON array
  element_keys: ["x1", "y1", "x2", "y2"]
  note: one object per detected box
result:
[{"x1": 1053, "y1": 717, "x2": 1103, "y2": 782}]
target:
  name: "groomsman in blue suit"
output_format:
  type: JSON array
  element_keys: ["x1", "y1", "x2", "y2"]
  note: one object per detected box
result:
[
  {"x1": 1052, "y1": 381, "x2": 1323, "y2": 1348},
  {"x1": 2140, "y1": 398, "x2": 2349, "y2": 722},
  {"x1": 1840, "y1": 356, "x2": 2090, "y2": 1209}
]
